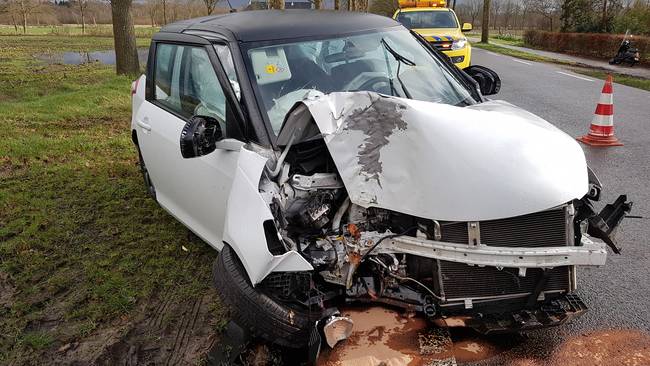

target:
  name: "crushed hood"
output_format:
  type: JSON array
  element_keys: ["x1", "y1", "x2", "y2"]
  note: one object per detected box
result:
[{"x1": 283, "y1": 92, "x2": 588, "y2": 221}]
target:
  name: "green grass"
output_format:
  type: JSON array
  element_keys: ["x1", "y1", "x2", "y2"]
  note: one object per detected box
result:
[
  {"x1": 0, "y1": 34, "x2": 221, "y2": 364},
  {"x1": 18, "y1": 332, "x2": 54, "y2": 350},
  {"x1": 491, "y1": 34, "x2": 525, "y2": 46},
  {"x1": 571, "y1": 68, "x2": 650, "y2": 92},
  {"x1": 471, "y1": 41, "x2": 570, "y2": 64}
]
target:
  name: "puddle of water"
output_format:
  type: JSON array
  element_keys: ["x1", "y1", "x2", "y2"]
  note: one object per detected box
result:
[{"x1": 36, "y1": 48, "x2": 149, "y2": 65}]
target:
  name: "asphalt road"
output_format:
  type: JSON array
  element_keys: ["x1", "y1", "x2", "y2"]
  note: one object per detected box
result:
[{"x1": 468, "y1": 48, "x2": 650, "y2": 363}]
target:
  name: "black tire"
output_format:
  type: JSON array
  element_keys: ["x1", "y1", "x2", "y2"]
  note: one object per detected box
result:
[
  {"x1": 213, "y1": 245, "x2": 322, "y2": 348},
  {"x1": 136, "y1": 147, "x2": 156, "y2": 199}
]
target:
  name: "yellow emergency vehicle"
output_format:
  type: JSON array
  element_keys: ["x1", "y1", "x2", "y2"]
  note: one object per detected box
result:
[{"x1": 393, "y1": 0, "x2": 472, "y2": 69}]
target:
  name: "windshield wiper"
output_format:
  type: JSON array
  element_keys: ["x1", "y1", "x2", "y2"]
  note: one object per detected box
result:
[
  {"x1": 380, "y1": 38, "x2": 415, "y2": 99},
  {"x1": 381, "y1": 38, "x2": 416, "y2": 66}
]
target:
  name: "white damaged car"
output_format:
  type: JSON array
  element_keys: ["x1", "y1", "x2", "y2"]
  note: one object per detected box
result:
[{"x1": 131, "y1": 10, "x2": 632, "y2": 353}]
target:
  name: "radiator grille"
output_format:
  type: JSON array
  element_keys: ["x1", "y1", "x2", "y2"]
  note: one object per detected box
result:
[
  {"x1": 439, "y1": 207, "x2": 568, "y2": 247},
  {"x1": 439, "y1": 261, "x2": 570, "y2": 300}
]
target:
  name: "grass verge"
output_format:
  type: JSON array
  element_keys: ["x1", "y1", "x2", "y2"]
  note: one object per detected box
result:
[
  {"x1": 471, "y1": 40, "x2": 650, "y2": 92},
  {"x1": 471, "y1": 41, "x2": 574, "y2": 65},
  {"x1": 0, "y1": 35, "x2": 222, "y2": 364},
  {"x1": 571, "y1": 68, "x2": 650, "y2": 92}
]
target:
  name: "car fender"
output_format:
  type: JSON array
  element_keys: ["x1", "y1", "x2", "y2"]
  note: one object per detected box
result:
[{"x1": 222, "y1": 147, "x2": 313, "y2": 286}]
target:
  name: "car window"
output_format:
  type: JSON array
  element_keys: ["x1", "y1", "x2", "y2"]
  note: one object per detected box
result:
[
  {"x1": 153, "y1": 43, "x2": 233, "y2": 135},
  {"x1": 214, "y1": 44, "x2": 241, "y2": 101},
  {"x1": 245, "y1": 29, "x2": 474, "y2": 134}
]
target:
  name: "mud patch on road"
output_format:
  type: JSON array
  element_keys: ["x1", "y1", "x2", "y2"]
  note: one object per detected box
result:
[
  {"x1": 316, "y1": 306, "x2": 519, "y2": 366},
  {"x1": 318, "y1": 307, "x2": 427, "y2": 366},
  {"x1": 545, "y1": 329, "x2": 650, "y2": 366},
  {"x1": 449, "y1": 328, "x2": 520, "y2": 363}
]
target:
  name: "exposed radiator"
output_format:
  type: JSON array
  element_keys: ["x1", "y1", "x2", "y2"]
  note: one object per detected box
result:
[
  {"x1": 439, "y1": 207, "x2": 570, "y2": 247},
  {"x1": 438, "y1": 261, "x2": 571, "y2": 301},
  {"x1": 435, "y1": 207, "x2": 572, "y2": 301}
]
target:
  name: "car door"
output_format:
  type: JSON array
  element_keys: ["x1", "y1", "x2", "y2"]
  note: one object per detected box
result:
[{"x1": 134, "y1": 37, "x2": 245, "y2": 250}]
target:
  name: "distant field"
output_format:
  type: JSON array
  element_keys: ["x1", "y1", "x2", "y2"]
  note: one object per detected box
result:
[{"x1": 0, "y1": 24, "x2": 159, "y2": 38}]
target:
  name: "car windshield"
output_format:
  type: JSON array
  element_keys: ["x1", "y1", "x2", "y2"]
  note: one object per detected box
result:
[
  {"x1": 244, "y1": 28, "x2": 475, "y2": 134},
  {"x1": 396, "y1": 11, "x2": 458, "y2": 29}
]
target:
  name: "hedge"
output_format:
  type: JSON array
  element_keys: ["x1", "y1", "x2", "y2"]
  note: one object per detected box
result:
[{"x1": 523, "y1": 30, "x2": 650, "y2": 66}]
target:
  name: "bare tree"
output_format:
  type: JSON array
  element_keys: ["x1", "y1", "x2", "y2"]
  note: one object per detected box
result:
[
  {"x1": 334, "y1": 0, "x2": 340, "y2": 9},
  {"x1": 9, "y1": 0, "x2": 40, "y2": 33},
  {"x1": 202, "y1": 0, "x2": 218, "y2": 14},
  {"x1": 144, "y1": 0, "x2": 158, "y2": 26},
  {"x1": 464, "y1": 0, "x2": 482, "y2": 25},
  {"x1": 111, "y1": 0, "x2": 140, "y2": 75},
  {"x1": 481, "y1": 0, "x2": 490, "y2": 42},
  {"x1": 77, "y1": 0, "x2": 88, "y2": 34},
  {"x1": 491, "y1": 0, "x2": 501, "y2": 31},
  {"x1": 528, "y1": 0, "x2": 561, "y2": 30},
  {"x1": 501, "y1": 0, "x2": 516, "y2": 30},
  {"x1": 369, "y1": 0, "x2": 398, "y2": 16},
  {"x1": 160, "y1": 0, "x2": 167, "y2": 24},
  {"x1": 314, "y1": 0, "x2": 322, "y2": 9}
]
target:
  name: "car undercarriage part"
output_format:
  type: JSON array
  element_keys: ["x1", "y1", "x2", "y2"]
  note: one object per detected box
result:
[{"x1": 322, "y1": 315, "x2": 354, "y2": 348}]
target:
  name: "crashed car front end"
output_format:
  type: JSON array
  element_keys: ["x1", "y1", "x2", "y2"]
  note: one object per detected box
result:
[{"x1": 227, "y1": 91, "x2": 631, "y2": 346}]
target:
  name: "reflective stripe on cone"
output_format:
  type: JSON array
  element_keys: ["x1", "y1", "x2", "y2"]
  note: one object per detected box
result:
[{"x1": 577, "y1": 74, "x2": 623, "y2": 147}]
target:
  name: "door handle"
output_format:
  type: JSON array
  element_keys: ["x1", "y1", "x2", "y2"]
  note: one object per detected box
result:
[{"x1": 136, "y1": 119, "x2": 152, "y2": 132}]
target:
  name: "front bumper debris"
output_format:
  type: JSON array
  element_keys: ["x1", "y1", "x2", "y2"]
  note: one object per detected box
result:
[
  {"x1": 586, "y1": 194, "x2": 633, "y2": 254},
  {"x1": 434, "y1": 293, "x2": 588, "y2": 334},
  {"x1": 372, "y1": 234, "x2": 607, "y2": 269}
]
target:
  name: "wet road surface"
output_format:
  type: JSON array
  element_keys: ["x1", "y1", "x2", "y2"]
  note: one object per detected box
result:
[{"x1": 464, "y1": 48, "x2": 650, "y2": 364}]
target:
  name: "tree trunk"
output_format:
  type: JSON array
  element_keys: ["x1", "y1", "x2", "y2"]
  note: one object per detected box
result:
[
  {"x1": 11, "y1": 14, "x2": 18, "y2": 33},
  {"x1": 481, "y1": 0, "x2": 490, "y2": 43},
  {"x1": 80, "y1": 4, "x2": 86, "y2": 34},
  {"x1": 334, "y1": 0, "x2": 339, "y2": 10},
  {"x1": 111, "y1": 0, "x2": 140, "y2": 76},
  {"x1": 162, "y1": 0, "x2": 167, "y2": 25},
  {"x1": 22, "y1": 12, "x2": 27, "y2": 34},
  {"x1": 601, "y1": 0, "x2": 607, "y2": 32},
  {"x1": 314, "y1": 0, "x2": 321, "y2": 9}
]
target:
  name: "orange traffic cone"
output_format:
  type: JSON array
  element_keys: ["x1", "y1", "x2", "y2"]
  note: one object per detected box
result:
[{"x1": 577, "y1": 75, "x2": 623, "y2": 147}]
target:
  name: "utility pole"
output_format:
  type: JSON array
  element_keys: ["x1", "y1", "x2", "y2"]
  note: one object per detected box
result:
[{"x1": 481, "y1": 0, "x2": 490, "y2": 43}]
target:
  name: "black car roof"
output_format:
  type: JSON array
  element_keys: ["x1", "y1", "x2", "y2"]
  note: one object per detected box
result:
[{"x1": 159, "y1": 10, "x2": 402, "y2": 42}]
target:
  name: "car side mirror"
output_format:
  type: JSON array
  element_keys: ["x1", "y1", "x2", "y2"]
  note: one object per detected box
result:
[
  {"x1": 462, "y1": 23, "x2": 473, "y2": 32},
  {"x1": 180, "y1": 115, "x2": 223, "y2": 158},
  {"x1": 464, "y1": 65, "x2": 501, "y2": 95}
]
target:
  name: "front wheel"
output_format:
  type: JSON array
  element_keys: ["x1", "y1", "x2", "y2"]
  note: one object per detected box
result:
[{"x1": 212, "y1": 245, "x2": 323, "y2": 348}]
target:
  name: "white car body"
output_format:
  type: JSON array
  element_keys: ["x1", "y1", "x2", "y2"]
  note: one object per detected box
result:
[{"x1": 133, "y1": 80, "x2": 608, "y2": 285}]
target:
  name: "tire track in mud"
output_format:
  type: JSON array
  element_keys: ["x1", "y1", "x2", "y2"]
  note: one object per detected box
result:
[
  {"x1": 165, "y1": 296, "x2": 205, "y2": 366},
  {"x1": 54, "y1": 244, "x2": 219, "y2": 366}
]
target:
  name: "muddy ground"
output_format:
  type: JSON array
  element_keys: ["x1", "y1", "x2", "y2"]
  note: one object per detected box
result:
[{"x1": 11, "y1": 291, "x2": 220, "y2": 366}]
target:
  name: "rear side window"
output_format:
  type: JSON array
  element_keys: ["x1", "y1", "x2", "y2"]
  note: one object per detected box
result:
[{"x1": 153, "y1": 43, "x2": 227, "y2": 124}]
